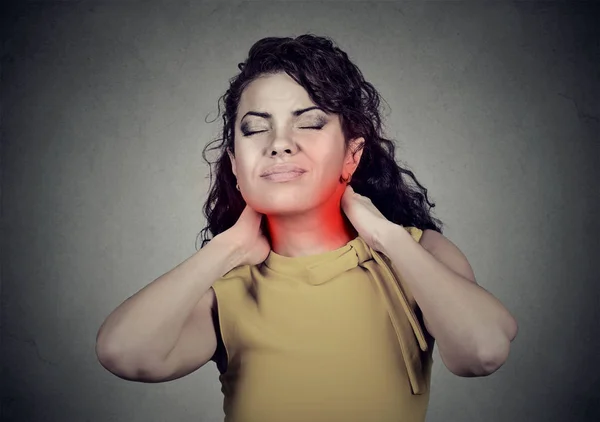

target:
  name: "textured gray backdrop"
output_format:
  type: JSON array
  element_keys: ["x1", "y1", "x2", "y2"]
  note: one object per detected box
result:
[{"x1": 1, "y1": 1, "x2": 598, "y2": 421}]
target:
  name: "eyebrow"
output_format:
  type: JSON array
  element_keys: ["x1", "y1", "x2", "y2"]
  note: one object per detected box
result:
[{"x1": 240, "y1": 106, "x2": 325, "y2": 121}]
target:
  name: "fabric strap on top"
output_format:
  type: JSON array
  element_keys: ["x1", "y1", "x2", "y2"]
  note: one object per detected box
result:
[{"x1": 305, "y1": 235, "x2": 430, "y2": 395}]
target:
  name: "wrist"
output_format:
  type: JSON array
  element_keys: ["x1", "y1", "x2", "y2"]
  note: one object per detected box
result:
[{"x1": 212, "y1": 232, "x2": 244, "y2": 271}]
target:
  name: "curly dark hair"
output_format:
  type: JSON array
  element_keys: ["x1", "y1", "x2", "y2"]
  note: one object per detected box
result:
[{"x1": 196, "y1": 34, "x2": 443, "y2": 251}]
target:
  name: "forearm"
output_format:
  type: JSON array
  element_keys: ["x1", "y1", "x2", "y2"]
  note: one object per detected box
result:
[
  {"x1": 379, "y1": 224, "x2": 516, "y2": 374},
  {"x1": 96, "y1": 233, "x2": 240, "y2": 364}
]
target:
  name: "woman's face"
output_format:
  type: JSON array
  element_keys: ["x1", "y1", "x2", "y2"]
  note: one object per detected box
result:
[{"x1": 228, "y1": 72, "x2": 363, "y2": 216}]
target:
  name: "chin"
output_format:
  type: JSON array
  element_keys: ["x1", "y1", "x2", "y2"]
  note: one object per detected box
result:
[
  {"x1": 246, "y1": 197, "x2": 315, "y2": 216},
  {"x1": 244, "y1": 182, "x2": 340, "y2": 215},
  {"x1": 255, "y1": 203, "x2": 312, "y2": 217}
]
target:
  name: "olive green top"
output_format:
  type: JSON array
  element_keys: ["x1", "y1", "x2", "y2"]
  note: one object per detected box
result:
[{"x1": 212, "y1": 227, "x2": 435, "y2": 422}]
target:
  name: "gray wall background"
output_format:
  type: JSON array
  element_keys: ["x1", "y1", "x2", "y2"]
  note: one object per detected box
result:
[{"x1": 1, "y1": 1, "x2": 598, "y2": 421}]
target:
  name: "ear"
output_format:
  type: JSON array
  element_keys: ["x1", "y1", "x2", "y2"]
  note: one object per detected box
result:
[
  {"x1": 345, "y1": 137, "x2": 365, "y2": 174},
  {"x1": 227, "y1": 147, "x2": 237, "y2": 178}
]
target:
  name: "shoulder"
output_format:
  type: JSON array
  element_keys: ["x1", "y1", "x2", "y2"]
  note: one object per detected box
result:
[
  {"x1": 417, "y1": 229, "x2": 442, "y2": 250},
  {"x1": 211, "y1": 264, "x2": 254, "y2": 308},
  {"x1": 418, "y1": 229, "x2": 477, "y2": 284},
  {"x1": 213, "y1": 264, "x2": 252, "y2": 286},
  {"x1": 402, "y1": 226, "x2": 424, "y2": 243}
]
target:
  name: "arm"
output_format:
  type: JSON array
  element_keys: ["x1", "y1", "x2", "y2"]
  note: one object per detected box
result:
[
  {"x1": 95, "y1": 233, "x2": 241, "y2": 382},
  {"x1": 379, "y1": 225, "x2": 518, "y2": 377}
]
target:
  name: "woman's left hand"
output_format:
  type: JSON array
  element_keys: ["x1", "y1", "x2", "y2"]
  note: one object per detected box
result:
[{"x1": 341, "y1": 184, "x2": 395, "y2": 252}]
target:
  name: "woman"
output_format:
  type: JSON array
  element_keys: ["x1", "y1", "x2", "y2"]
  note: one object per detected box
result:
[{"x1": 96, "y1": 34, "x2": 518, "y2": 422}]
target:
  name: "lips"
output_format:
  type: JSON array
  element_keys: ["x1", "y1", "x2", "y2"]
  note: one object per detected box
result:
[
  {"x1": 262, "y1": 171, "x2": 306, "y2": 182},
  {"x1": 260, "y1": 163, "x2": 307, "y2": 177}
]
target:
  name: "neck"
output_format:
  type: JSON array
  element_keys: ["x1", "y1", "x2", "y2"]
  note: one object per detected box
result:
[{"x1": 265, "y1": 194, "x2": 358, "y2": 258}]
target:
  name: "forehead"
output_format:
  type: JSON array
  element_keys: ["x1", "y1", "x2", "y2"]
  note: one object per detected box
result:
[{"x1": 238, "y1": 73, "x2": 313, "y2": 110}]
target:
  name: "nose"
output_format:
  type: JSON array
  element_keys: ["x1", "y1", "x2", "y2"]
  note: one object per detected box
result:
[
  {"x1": 267, "y1": 133, "x2": 297, "y2": 156},
  {"x1": 270, "y1": 147, "x2": 292, "y2": 156}
]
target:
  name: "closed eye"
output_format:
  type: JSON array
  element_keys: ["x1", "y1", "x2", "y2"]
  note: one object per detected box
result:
[{"x1": 242, "y1": 126, "x2": 324, "y2": 137}]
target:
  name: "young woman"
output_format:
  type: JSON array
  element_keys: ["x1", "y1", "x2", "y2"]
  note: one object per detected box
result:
[{"x1": 96, "y1": 34, "x2": 518, "y2": 422}]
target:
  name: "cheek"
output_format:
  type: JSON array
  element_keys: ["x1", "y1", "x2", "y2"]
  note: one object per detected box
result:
[
  {"x1": 313, "y1": 153, "x2": 346, "y2": 181},
  {"x1": 233, "y1": 151, "x2": 259, "y2": 178}
]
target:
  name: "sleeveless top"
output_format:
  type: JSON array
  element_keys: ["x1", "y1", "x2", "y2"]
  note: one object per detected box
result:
[{"x1": 210, "y1": 227, "x2": 435, "y2": 422}]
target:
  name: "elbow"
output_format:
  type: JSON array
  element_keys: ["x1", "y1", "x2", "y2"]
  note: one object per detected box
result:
[
  {"x1": 95, "y1": 327, "x2": 112, "y2": 366},
  {"x1": 447, "y1": 356, "x2": 501, "y2": 378},
  {"x1": 96, "y1": 325, "x2": 120, "y2": 369},
  {"x1": 443, "y1": 339, "x2": 510, "y2": 378},
  {"x1": 474, "y1": 338, "x2": 511, "y2": 376},
  {"x1": 95, "y1": 332, "x2": 139, "y2": 380},
  {"x1": 95, "y1": 334, "x2": 165, "y2": 382},
  {"x1": 95, "y1": 334, "x2": 128, "y2": 376},
  {"x1": 473, "y1": 315, "x2": 517, "y2": 375},
  {"x1": 96, "y1": 342, "x2": 148, "y2": 381}
]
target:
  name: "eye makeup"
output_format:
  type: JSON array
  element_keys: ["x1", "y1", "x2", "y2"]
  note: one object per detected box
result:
[{"x1": 240, "y1": 115, "x2": 328, "y2": 136}]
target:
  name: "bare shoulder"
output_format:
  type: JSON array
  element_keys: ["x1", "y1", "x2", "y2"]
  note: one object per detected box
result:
[
  {"x1": 418, "y1": 229, "x2": 444, "y2": 250},
  {"x1": 418, "y1": 229, "x2": 477, "y2": 284}
]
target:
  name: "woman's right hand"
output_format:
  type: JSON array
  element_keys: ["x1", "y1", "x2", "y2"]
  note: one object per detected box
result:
[{"x1": 221, "y1": 204, "x2": 271, "y2": 267}]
